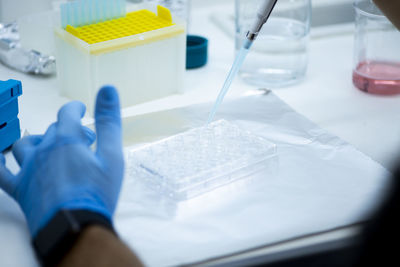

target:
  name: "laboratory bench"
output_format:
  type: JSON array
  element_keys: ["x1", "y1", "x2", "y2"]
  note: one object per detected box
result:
[{"x1": 1, "y1": 1, "x2": 399, "y2": 266}]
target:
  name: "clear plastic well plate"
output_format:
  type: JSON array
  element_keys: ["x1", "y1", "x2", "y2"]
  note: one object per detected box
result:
[{"x1": 127, "y1": 120, "x2": 278, "y2": 200}]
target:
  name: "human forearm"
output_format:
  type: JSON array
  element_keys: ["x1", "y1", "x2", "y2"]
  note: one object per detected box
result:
[
  {"x1": 373, "y1": 0, "x2": 400, "y2": 30},
  {"x1": 58, "y1": 225, "x2": 143, "y2": 267}
]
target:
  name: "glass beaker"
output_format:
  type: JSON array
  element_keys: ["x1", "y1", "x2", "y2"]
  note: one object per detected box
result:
[
  {"x1": 353, "y1": 0, "x2": 400, "y2": 95},
  {"x1": 235, "y1": 0, "x2": 311, "y2": 88}
]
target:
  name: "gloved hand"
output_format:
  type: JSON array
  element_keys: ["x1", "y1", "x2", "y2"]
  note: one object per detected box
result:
[{"x1": 0, "y1": 86, "x2": 124, "y2": 237}]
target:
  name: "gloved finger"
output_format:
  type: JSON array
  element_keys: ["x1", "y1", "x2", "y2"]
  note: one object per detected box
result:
[
  {"x1": 95, "y1": 86, "x2": 123, "y2": 163},
  {"x1": 57, "y1": 101, "x2": 86, "y2": 138},
  {"x1": 35, "y1": 123, "x2": 94, "y2": 150},
  {"x1": 12, "y1": 135, "x2": 43, "y2": 166},
  {"x1": 37, "y1": 123, "x2": 58, "y2": 150},
  {"x1": 0, "y1": 153, "x2": 17, "y2": 196},
  {"x1": 82, "y1": 126, "x2": 96, "y2": 146}
]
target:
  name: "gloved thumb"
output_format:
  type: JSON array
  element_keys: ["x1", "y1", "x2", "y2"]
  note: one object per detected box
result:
[
  {"x1": 95, "y1": 86, "x2": 123, "y2": 164},
  {"x1": 0, "y1": 153, "x2": 17, "y2": 196}
]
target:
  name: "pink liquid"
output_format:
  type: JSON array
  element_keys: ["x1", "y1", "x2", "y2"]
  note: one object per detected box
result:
[{"x1": 353, "y1": 61, "x2": 400, "y2": 95}]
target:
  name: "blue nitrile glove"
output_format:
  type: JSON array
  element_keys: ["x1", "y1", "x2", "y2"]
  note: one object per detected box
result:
[{"x1": 0, "y1": 86, "x2": 124, "y2": 237}]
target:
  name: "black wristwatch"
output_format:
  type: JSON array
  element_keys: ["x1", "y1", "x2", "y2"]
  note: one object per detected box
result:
[{"x1": 32, "y1": 209, "x2": 114, "y2": 267}]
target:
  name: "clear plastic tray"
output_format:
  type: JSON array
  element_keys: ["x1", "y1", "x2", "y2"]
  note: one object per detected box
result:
[{"x1": 127, "y1": 120, "x2": 278, "y2": 200}]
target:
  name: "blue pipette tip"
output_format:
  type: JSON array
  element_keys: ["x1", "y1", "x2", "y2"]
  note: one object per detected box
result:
[
  {"x1": 243, "y1": 39, "x2": 253, "y2": 50},
  {"x1": 206, "y1": 39, "x2": 253, "y2": 125}
]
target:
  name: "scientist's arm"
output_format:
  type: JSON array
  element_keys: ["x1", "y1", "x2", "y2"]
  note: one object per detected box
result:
[
  {"x1": 373, "y1": 0, "x2": 400, "y2": 29},
  {"x1": 0, "y1": 86, "x2": 143, "y2": 267},
  {"x1": 59, "y1": 225, "x2": 143, "y2": 267}
]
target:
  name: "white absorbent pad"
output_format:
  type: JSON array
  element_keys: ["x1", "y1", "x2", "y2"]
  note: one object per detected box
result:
[{"x1": 115, "y1": 92, "x2": 389, "y2": 266}]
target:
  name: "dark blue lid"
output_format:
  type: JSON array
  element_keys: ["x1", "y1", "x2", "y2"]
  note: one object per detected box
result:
[
  {"x1": 0, "y1": 79, "x2": 22, "y2": 105},
  {"x1": 0, "y1": 117, "x2": 21, "y2": 152},
  {"x1": 0, "y1": 79, "x2": 22, "y2": 125},
  {"x1": 186, "y1": 35, "x2": 208, "y2": 69}
]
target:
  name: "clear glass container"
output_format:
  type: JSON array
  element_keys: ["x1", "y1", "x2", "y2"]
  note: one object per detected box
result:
[
  {"x1": 353, "y1": 0, "x2": 400, "y2": 95},
  {"x1": 235, "y1": 0, "x2": 311, "y2": 88}
]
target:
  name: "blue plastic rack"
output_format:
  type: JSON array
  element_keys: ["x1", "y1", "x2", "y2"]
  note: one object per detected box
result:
[{"x1": 0, "y1": 79, "x2": 23, "y2": 152}]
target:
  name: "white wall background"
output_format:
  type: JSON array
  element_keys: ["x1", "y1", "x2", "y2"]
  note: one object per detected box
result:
[{"x1": 0, "y1": 0, "x2": 355, "y2": 25}]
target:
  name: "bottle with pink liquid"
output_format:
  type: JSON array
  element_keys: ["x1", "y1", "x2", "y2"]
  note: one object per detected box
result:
[{"x1": 353, "y1": 0, "x2": 400, "y2": 95}]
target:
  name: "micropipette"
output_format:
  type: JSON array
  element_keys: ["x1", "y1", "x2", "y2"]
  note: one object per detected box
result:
[{"x1": 207, "y1": 0, "x2": 278, "y2": 123}]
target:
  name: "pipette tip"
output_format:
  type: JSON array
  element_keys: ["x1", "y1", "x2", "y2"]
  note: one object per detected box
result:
[
  {"x1": 206, "y1": 40, "x2": 253, "y2": 125},
  {"x1": 243, "y1": 39, "x2": 253, "y2": 50}
]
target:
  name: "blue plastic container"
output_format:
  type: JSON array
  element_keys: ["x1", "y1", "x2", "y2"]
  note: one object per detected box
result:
[
  {"x1": 186, "y1": 35, "x2": 208, "y2": 69},
  {"x1": 0, "y1": 79, "x2": 22, "y2": 152}
]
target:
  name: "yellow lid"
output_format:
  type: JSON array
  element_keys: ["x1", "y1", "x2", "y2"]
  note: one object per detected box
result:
[
  {"x1": 66, "y1": 5, "x2": 175, "y2": 45},
  {"x1": 57, "y1": 5, "x2": 185, "y2": 55}
]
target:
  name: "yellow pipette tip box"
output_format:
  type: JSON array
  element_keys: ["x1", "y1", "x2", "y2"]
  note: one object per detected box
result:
[{"x1": 55, "y1": 5, "x2": 186, "y2": 114}]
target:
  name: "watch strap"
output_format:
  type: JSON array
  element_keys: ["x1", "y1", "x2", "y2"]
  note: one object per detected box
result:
[{"x1": 33, "y1": 209, "x2": 114, "y2": 267}]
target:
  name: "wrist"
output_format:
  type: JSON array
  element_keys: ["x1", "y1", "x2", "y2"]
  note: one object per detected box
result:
[
  {"x1": 33, "y1": 209, "x2": 115, "y2": 267},
  {"x1": 28, "y1": 194, "x2": 113, "y2": 237}
]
